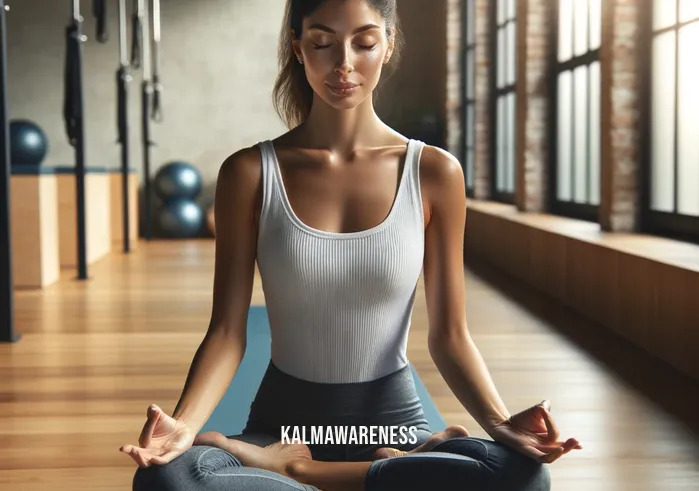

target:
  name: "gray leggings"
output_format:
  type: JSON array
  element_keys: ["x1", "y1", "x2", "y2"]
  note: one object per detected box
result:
[{"x1": 133, "y1": 361, "x2": 550, "y2": 491}]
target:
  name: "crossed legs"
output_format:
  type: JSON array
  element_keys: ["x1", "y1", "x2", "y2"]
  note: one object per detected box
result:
[{"x1": 133, "y1": 426, "x2": 550, "y2": 491}]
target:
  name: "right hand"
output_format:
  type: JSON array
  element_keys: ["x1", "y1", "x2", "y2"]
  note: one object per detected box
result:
[
  {"x1": 120, "y1": 404, "x2": 196, "y2": 468},
  {"x1": 488, "y1": 401, "x2": 581, "y2": 464}
]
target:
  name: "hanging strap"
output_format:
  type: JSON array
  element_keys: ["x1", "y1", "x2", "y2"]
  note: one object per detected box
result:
[{"x1": 93, "y1": 0, "x2": 108, "y2": 43}]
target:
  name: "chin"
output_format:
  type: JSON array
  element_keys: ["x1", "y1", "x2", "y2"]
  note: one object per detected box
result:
[
  {"x1": 327, "y1": 97, "x2": 363, "y2": 111},
  {"x1": 321, "y1": 87, "x2": 370, "y2": 110}
]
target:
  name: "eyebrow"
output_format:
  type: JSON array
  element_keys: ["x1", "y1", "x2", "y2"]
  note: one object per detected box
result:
[{"x1": 308, "y1": 23, "x2": 381, "y2": 35}]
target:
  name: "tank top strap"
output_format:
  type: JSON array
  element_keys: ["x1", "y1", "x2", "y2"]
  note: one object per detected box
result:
[
  {"x1": 256, "y1": 140, "x2": 281, "y2": 229},
  {"x1": 405, "y1": 139, "x2": 426, "y2": 228}
]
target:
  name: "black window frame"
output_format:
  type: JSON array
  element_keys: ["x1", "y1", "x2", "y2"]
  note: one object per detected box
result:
[
  {"x1": 547, "y1": 0, "x2": 601, "y2": 222},
  {"x1": 639, "y1": 0, "x2": 699, "y2": 244},
  {"x1": 489, "y1": 0, "x2": 517, "y2": 204}
]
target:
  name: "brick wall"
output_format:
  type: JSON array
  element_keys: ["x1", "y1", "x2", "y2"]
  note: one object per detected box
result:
[
  {"x1": 515, "y1": 0, "x2": 550, "y2": 212},
  {"x1": 472, "y1": 0, "x2": 491, "y2": 199},
  {"x1": 448, "y1": 0, "x2": 643, "y2": 229},
  {"x1": 600, "y1": 0, "x2": 641, "y2": 232}
]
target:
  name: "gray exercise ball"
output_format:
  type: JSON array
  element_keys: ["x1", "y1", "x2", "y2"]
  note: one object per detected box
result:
[{"x1": 154, "y1": 161, "x2": 203, "y2": 201}]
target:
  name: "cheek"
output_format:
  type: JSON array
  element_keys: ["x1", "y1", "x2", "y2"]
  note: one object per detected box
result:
[
  {"x1": 356, "y1": 50, "x2": 385, "y2": 74},
  {"x1": 304, "y1": 50, "x2": 333, "y2": 70}
]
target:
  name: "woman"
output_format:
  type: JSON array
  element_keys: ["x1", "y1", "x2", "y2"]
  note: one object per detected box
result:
[{"x1": 121, "y1": 0, "x2": 582, "y2": 489}]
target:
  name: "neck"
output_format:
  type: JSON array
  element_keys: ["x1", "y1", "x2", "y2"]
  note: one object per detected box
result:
[{"x1": 299, "y1": 95, "x2": 386, "y2": 154}]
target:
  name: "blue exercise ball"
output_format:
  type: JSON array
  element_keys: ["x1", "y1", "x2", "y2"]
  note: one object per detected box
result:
[
  {"x1": 10, "y1": 119, "x2": 48, "y2": 166},
  {"x1": 154, "y1": 161, "x2": 202, "y2": 200},
  {"x1": 157, "y1": 198, "x2": 204, "y2": 238}
]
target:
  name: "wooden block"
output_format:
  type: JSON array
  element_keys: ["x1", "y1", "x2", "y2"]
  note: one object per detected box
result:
[
  {"x1": 56, "y1": 171, "x2": 112, "y2": 268},
  {"x1": 10, "y1": 174, "x2": 60, "y2": 288},
  {"x1": 109, "y1": 171, "x2": 139, "y2": 250}
]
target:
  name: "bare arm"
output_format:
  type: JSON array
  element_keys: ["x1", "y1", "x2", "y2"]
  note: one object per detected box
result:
[
  {"x1": 421, "y1": 146, "x2": 511, "y2": 436},
  {"x1": 171, "y1": 146, "x2": 263, "y2": 434}
]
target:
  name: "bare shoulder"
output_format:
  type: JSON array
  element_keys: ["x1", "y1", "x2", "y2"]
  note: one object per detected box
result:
[
  {"x1": 418, "y1": 145, "x2": 465, "y2": 206},
  {"x1": 217, "y1": 145, "x2": 263, "y2": 188}
]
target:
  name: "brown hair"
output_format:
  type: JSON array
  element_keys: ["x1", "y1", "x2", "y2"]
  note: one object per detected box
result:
[{"x1": 272, "y1": 0, "x2": 404, "y2": 128}]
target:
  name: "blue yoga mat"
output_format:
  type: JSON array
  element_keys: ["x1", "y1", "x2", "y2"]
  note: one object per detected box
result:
[{"x1": 201, "y1": 306, "x2": 446, "y2": 436}]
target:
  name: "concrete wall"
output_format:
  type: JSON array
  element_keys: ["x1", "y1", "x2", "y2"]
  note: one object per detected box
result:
[
  {"x1": 6, "y1": 0, "x2": 447, "y2": 200},
  {"x1": 7, "y1": 0, "x2": 288, "y2": 192}
]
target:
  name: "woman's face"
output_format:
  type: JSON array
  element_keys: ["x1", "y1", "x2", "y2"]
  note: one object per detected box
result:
[{"x1": 293, "y1": 0, "x2": 395, "y2": 110}]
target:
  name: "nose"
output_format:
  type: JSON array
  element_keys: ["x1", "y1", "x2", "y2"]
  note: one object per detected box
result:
[{"x1": 334, "y1": 42, "x2": 354, "y2": 75}]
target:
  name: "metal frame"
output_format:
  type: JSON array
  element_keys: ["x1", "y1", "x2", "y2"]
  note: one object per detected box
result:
[
  {"x1": 0, "y1": 0, "x2": 19, "y2": 343},
  {"x1": 639, "y1": 0, "x2": 699, "y2": 244},
  {"x1": 117, "y1": 0, "x2": 132, "y2": 253},
  {"x1": 547, "y1": 0, "x2": 600, "y2": 222},
  {"x1": 462, "y1": 0, "x2": 476, "y2": 198},
  {"x1": 65, "y1": 0, "x2": 89, "y2": 280},
  {"x1": 489, "y1": 0, "x2": 516, "y2": 204}
]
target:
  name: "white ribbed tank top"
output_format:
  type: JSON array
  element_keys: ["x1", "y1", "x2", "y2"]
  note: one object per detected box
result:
[{"x1": 255, "y1": 139, "x2": 426, "y2": 383}]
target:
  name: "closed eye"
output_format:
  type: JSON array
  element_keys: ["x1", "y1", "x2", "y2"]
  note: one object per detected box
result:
[{"x1": 312, "y1": 43, "x2": 377, "y2": 50}]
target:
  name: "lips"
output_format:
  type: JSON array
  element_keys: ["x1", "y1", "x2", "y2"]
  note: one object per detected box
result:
[
  {"x1": 326, "y1": 82, "x2": 360, "y2": 97},
  {"x1": 327, "y1": 82, "x2": 359, "y2": 89}
]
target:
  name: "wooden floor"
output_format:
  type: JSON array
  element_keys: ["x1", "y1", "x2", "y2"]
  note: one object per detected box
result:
[{"x1": 2, "y1": 240, "x2": 699, "y2": 490}]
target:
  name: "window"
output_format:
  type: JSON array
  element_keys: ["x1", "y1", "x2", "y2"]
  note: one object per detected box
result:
[
  {"x1": 463, "y1": 0, "x2": 476, "y2": 196},
  {"x1": 550, "y1": 0, "x2": 601, "y2": 221},
  {"x1": 643, "y1": 0, "x2": 699, "y2": 243},
  {"x1": 491, "y1": 0, "x2": 517, "y2": 202}
]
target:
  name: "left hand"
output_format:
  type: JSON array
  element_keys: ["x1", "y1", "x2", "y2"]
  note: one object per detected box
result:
[{"x1": 489, "y1": 400, "x2": 582, "y2": 464}]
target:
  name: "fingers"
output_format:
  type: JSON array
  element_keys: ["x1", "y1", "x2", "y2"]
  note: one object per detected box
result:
[
  {"x1": 541, "y1": 444, "x2": 575, "y2": 464},
  {"x1": 514, "y1": 444, "x2": 566, "y2": 465},
  {"x1": 562, "y1": 438, "x2": 580, "y2": 452},
  {"x1": 120, "y1": 404, "x2": 164, "y2": 467},
  {"x1": 515, "y1": 445, "x2": 547, "y2": 461},
  {"x1": 539, "y1": 446, "x2": 565, "y2": 464},
  {"x1": 508, "y1": 403, "x2": 548, "y2": 435},
  {"x1": 531, "y1": 437, "x2": 580, "y2": 453},
  {"x1": 138, "y1": 405, "x2": 161, "y2": 448},
  {"x1": 534, "y1": 437, "x2": 581, "y2": 453},
  {"x1": 535, "y1": 437, "x2": 581, "y2": 464},
  {"x1": 535, "y1": 402, "x2": 583, "y2": 454},
  {"x1": 120, "y1": 444, "x2": 182, "y2": 468},
  {"x1": 509, "y1": 443, "x2": 565, "y2": 464},
  {"x1": 149, "y1": 450, "x2": 182, "y2": 466},
  {"x1": 121, "y1": 445, "x2": 153, "y2": 468},
  {"x1": 538, "y1": 403, "x2": 561, "y2": 442}
]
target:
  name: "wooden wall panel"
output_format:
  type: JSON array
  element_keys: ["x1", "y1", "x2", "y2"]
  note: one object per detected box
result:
[{"x1": 465, "y1": 207, "x2": 699, "y2": 381}]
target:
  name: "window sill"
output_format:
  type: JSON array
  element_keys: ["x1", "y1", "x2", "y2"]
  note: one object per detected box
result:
[
  {"x1": 464, "y1": 199, "x2": 699, "y2": 382},
  {"x1": 466, "y1": 200, "x2": 699, "y2": 273}
]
